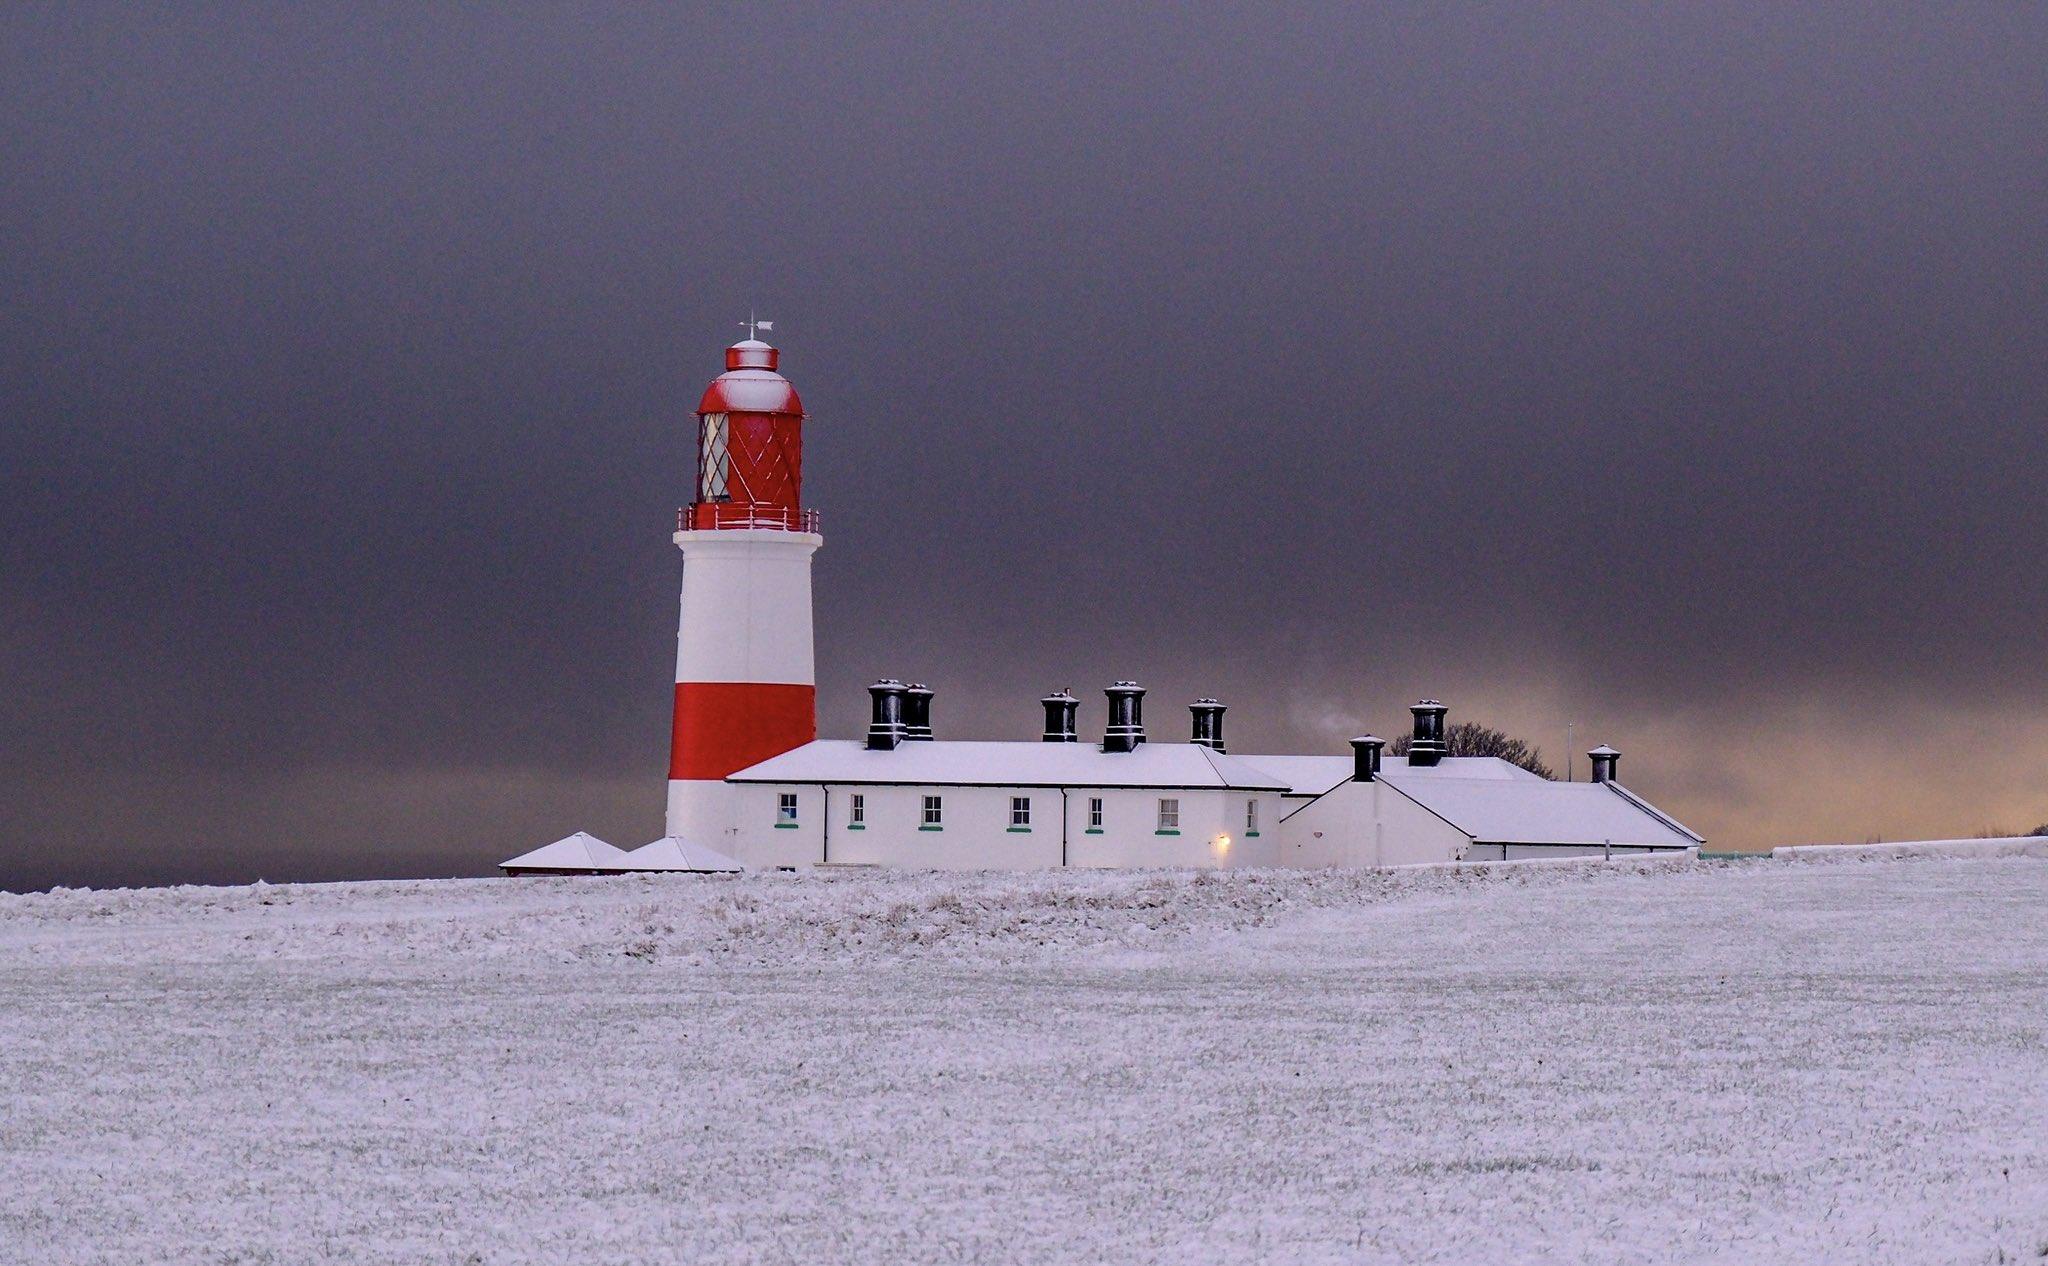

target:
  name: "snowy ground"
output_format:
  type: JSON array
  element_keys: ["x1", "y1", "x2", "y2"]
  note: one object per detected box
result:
[{"x1": 3, "y1": 856, "x2": 2045, "y2": 1264}]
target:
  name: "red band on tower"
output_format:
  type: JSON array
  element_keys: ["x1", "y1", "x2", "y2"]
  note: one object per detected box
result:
[{"x1": 668, "y1": 682, "x2": 818, "y2": 781}]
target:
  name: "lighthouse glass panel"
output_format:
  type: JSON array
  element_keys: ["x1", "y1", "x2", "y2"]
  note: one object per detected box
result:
[
  {"x1": 697, "y1": 414, "x2": 730, "y2": 502},
  {"x1": 777, "y1": 792, "x2": 798, "y2": 823},
  {"x1": 1010, "y1": 796, "x2": 1031, "y2": 827}
]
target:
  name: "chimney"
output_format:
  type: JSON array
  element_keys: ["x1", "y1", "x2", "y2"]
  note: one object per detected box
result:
[
  {"x1": 1588, "y1": 744, "x2": 1620, "y2": 784},
  {"x1": 1041, "y1": 690, "x2": 1079, "y2": 743},
  {"x1": 865, "y1": 679, "x2": 907, "y2": 750},
  {"x1": 1350, "y1": 735, "x2": 1385, "y2": 781},
  {"x1": 1407, "y1": 699, "x2": 1448, "y2": 767},
  {"x1": 1189, "y1": 698, "x2": 1227, "y2": 752},
  {"x1": 902, "y1": 683, "x2": 934, "y2": 741},
  {"x1": 1103, "y1": 681, "x2": 1147, "y2": 752}
]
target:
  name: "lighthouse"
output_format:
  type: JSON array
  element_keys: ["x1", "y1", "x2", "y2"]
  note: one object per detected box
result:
[
  {"x1": 505, "y1": 323, "x2": 1706, "y2": 878},
  {"x1": 664, "y1": 327, "x2": 822, "y2": 848}
]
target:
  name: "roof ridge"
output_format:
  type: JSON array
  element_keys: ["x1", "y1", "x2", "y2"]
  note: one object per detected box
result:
[
  {"x1": 1194, "y1": 743, "x2": 1232, "y2": 784},
  {"x1": 727, "y1": 737, "x2": 1289, "y2": 790},
  {"x1": 1602, "y1": 781, "x2": 1707, "y2": 844}
]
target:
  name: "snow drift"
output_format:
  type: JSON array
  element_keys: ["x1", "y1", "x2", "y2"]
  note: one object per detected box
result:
[{"x1": 1774, "y1": 835, "x2": 2048, "y2": 862}]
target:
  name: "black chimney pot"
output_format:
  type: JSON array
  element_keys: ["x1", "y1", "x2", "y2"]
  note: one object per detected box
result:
[
  {"x1": 1350, "y1": 735, "x2": 1385, "y2": 781},
  {"x1": 1589, "y1": 744, "x2": 1620, "y2": 784},
  {"x1": 1189, "y1": 698, "x2": 1227, "y2": 752},
  {"x1": 902, "y1": 683, "x2": 934, "y2": 741},
  {"x1": 865, "y1": 679, "x2": 907, "y2": 751},
  {"x1": 1408, "y1": 699, "x2": 1448, "y2": 767},
  {"x1": 1103, "y1": 682, "x2": 1147, "y2": 752},
  {"x1": 1041, "y1": 690, "x2": 1079, "y2": 743}
]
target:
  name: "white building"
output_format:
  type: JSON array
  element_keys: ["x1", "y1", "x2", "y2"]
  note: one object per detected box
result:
[
  {"x1": 503, "y1": 331, "x2": 1702, "y2": 875},
  {"x1": 702, "y1": 686, "x2": 1700, "y2": 870},
  {"x1": 723, "y1": 726, "x2": 1290, "y2": 871}
]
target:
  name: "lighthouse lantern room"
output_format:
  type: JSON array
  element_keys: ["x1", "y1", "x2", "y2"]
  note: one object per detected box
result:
[{"x1": 684, "y1": 332, "x2": 818, "y2": 533}]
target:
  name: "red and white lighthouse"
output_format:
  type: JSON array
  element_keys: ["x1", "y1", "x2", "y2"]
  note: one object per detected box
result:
[{"x1": 664, "y1": 329, "x2": 822, "y2": 846}]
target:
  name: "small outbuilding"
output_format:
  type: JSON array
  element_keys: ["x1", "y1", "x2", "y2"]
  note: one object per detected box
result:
[
  {"x1": 499, "y1": 832, "x2": 633, "y2": 876},
  {"x1": 612, "y1": 836, "x2": 745, "y2": 874}
]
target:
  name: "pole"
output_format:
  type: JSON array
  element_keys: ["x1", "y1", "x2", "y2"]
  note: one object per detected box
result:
[{"x1": 1059, "y1": 788, "x2": 1070, "y2": 867}]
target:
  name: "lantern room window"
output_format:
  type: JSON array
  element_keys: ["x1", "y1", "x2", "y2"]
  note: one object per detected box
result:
[{"x1": 697, "y1": 414, "x2": 730, "y2": 502}]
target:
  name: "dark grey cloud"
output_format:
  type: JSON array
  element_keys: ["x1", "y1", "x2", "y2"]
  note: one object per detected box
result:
[{"x1": 4, "y1": 5, "x2": 2045, "y2": 889}]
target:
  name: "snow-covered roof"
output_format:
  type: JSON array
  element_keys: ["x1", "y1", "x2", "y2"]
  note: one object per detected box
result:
[
  {"x1": 728, "y1": 740, "x2": 1291, "y2": 791},
  {"x1": 499, "y1": 832, "x2": 632, "y2": 874},
  {"x1": 608, "y1": 837, "x2": 744, "y2": 874},
  {"x1": 1238, "y1": 754, "x2": 1541, "y2": 797},
  {"x1": 1379, "y1": 776, "x2": 1701, "y2": 849}
]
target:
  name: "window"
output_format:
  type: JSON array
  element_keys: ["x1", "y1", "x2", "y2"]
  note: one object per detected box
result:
[
  {"x1": 1009, "y1": 796, "x2": 1031, "y2": 829},
  {"x1": 921, "y1": 794, "x2": 944, "y2": 828},
  {"x1": 1088, "y1": 797, "x2": 1104, "y2": 829},
  {"x1": 848, "y1": 793, "x2": 865, "y2": 827},
  {"x1": 697, "y1": 414, "x2": 730, "y2": 501},
  {"x1": 776, "y1": 792, "x2": 798, "y2": 827},
  {"x1": 1157, "y1": 798, "x2": 1180, "y2": 833},
  {"x1": 1245, "y1": 799, "x2": 1259, "y2": 834}
]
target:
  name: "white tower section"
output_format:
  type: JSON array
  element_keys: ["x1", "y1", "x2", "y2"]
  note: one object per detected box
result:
[{"x1": 664, "y1": 530, "x2": 822, "y2": 851}]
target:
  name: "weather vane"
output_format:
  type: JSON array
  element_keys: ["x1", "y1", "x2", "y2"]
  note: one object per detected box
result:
[{"x1": 741, "y1": 311, "x2": 774, "y2": 341}]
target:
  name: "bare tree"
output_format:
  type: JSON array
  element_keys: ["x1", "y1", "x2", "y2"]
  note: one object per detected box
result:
[{"x1": 1390, "y1": 722, "x2": 1556, "y2": 780}]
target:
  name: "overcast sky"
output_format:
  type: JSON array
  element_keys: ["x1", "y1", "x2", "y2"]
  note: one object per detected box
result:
[{"x1": 4, "y1": 5, "x2": 2045, "y2": 889}]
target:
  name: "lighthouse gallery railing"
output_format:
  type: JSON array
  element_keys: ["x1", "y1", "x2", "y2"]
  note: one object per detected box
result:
[{"x1": 678, "y1": 504, "x2": 821, "y2": 533}]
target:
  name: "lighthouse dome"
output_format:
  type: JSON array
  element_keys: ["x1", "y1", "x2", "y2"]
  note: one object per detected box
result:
[
  {"x1": 725, "y1": 338, "x2": 777, "y2": 371},
  {"x1": 698, "y1": 340, "x2": 803, "y2": 415}
]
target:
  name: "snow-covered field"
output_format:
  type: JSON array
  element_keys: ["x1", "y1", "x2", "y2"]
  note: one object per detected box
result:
[{"x1": 4, "y1": 856, "x2": 2045, "y2": 1264}]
